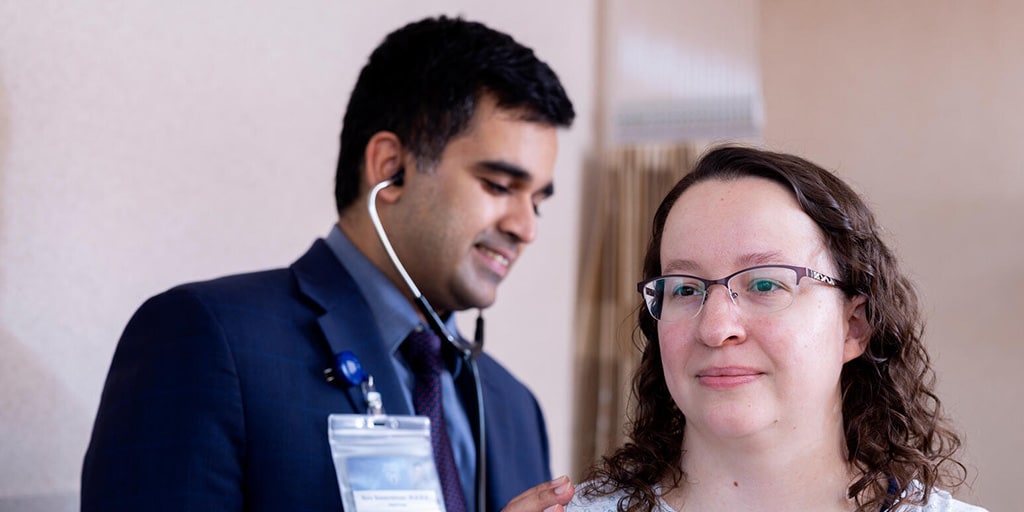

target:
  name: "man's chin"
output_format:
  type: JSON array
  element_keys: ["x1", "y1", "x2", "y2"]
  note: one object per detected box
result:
[{"x1": 455, "y1": 288, "x2": 497, "y2": 312}]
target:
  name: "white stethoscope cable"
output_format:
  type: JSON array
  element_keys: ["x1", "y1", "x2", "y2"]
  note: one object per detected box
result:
[
  {"x1": 367, "y1": 173, "x2": 487, "y2": 512},
  {"x1": 367, "y1": 174, "x2": 484, "y2": 358}
]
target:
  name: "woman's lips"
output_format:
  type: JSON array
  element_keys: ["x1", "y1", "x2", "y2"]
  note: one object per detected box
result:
[{"x1": 696, "y1": 367, "x2": 764, "y2": 389}]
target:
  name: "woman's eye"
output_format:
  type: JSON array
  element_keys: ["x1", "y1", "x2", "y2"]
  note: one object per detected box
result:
[
  {"x1": 750, "y1": 279, "x2": 781, "y2": 293},
  {"x1": 672, "y1": 285, "x2": 699, "y2": 297}
]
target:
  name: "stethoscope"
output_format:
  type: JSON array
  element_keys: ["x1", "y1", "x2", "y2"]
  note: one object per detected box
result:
[
  {"x1": 366, "y1": 171, "x2": 485, "y2": 359},
  {"x1": 326, "y1": 170, "x2": 488, "y2": 512}
]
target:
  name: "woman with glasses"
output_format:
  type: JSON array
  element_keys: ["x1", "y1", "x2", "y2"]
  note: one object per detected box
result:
[{"x1": 570, "y1": 146, "x2": 984, "y2": 512}]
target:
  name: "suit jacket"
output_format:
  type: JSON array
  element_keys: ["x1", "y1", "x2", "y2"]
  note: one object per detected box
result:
[{"x1": 82, "y1": 240, "x2": 552, "y2": 511}]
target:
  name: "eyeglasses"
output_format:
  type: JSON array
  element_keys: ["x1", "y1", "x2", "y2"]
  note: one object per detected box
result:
[{"x1": 636, "y1": 264, "x2": 844, "y2": 322}]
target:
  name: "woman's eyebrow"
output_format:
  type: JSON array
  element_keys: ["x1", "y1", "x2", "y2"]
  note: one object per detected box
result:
[{"x1": 660, "y1": 251, "x2": 786, "y2": 276}]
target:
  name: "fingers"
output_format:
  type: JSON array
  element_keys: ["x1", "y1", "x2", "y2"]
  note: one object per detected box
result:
[{"x1": 502, "y1": 475, "x2": 576, "y2": 512}]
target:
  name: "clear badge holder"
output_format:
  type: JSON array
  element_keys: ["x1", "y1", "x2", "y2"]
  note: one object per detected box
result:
[{"x1": 328, "y1": 413, "x2": 446, "y2": 512}]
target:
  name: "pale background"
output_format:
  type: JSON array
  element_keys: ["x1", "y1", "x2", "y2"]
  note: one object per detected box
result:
[{"x1": 0, "y1": 1, "x2": 1018, "y2": 511}]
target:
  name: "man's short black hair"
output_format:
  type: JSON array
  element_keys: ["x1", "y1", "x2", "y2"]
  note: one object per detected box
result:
[{"x1": 334, "y1": 15, "x2": 575, "y2": 213}]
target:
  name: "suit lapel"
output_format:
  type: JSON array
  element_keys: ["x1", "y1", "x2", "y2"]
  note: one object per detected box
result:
[{"x1": 291, "y1": 239, "x2": 412, "y2": 416}]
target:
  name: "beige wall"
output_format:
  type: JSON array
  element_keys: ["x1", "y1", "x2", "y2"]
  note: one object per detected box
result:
[
  {"x1": 0, "y1": 2, "x2": 593, "y2": 509},
  {"x1": 1, "y1": 1, "x2": 1016, "y2": 510},
  {"x1": 761, "y1": 2, "x2": 1023, "y2": 510}
]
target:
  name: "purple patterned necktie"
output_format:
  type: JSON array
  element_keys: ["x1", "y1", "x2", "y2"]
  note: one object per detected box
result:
[{"x1": 401, "y1": 329, "x2": 468, "y2": 512}]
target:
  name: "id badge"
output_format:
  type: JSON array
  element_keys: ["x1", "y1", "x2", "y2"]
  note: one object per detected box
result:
[{"x1": 328, "y1": 414, "x2": 446, "y2": 512}]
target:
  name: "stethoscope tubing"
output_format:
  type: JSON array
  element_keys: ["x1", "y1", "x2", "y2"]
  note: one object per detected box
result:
[
  {"x1": 367, "y1": 176, "x2": 482, "y2": 358},
  {"x1": 368, "y1": 174, "x2": 487, "y2": 512}
]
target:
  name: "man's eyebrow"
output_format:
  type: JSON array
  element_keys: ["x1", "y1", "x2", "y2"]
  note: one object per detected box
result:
[{"x1": 477, "y1": 160, "x2": 555, "y2": 198}]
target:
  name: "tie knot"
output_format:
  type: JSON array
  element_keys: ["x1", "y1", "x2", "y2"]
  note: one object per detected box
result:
[{"x1": 401, "y1": 329, "x2": 443, "y2": 375}]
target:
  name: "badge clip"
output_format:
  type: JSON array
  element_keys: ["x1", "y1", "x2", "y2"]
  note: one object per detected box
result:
[{"x1": 324, "y1": 350, "x2": 386, "y2": 415}]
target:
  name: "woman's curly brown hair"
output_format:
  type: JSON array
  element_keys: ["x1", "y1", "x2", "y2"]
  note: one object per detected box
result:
[{"x1": 583, "y1": 146, "x2": 965, "y2": 512}]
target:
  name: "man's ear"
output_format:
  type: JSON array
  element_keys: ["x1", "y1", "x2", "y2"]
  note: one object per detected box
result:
[
  {"x1": 842, "y1": 294, "x2": 871, "y2": 363},
  {"x1": 363, "y1": 131, "x2": 406, "y2": 204}
]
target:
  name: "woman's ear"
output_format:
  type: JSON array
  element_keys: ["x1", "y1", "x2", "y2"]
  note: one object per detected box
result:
[
  {"x1": 842, "y1": 294, "x2": 871, "y2": 363},
  {"x1": 363, "y1": 131, "x2": 406, "y2": 204}
]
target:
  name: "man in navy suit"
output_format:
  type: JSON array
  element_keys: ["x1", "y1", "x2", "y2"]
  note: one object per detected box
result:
[{"x1": 82, "y1": 16, "x2": 575, "y2": 512}]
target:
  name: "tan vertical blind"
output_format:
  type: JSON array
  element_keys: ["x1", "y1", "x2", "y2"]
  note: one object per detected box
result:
[{"x1": 572, "y1": 143, "x2": 696, "y2": 476}]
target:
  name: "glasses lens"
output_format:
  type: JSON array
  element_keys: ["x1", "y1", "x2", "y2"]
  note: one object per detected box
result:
[
  {"x1": 728, "y1": 266, "x2": 799, "y2": 313},
  {"x1": 642, "y1": 276, "x2": 706, "y2": 321}
]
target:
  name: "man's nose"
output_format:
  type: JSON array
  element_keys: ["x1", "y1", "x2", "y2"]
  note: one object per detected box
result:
[{"x1": 499, "y1": 195, "x2": 537, "y2": 244}]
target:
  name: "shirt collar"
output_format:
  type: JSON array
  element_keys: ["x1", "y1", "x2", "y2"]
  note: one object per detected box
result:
[{"x1": 323, "y1": 224, "x2": 461, "y2": 358}]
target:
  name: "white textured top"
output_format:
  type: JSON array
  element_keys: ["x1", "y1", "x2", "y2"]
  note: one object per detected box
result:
[{"x1": 566, "y1": 482, "x2": 987, "y2": 512}]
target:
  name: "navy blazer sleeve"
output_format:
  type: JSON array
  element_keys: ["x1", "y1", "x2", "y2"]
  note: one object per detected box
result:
[
  {"x1": 83, "y1": 264, "x2": 358, "y2": 511},
  {"x1": 82, "y1": 287, "x2": 247, "y2": 511},
  {"x1": 478, "y1": 354, "x2": 553, "y2": 511}
]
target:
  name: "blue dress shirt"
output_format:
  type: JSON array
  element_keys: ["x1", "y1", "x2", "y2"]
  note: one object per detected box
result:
[{"x1": 324, "y1": 224, "x2": 477, "y2": 510}]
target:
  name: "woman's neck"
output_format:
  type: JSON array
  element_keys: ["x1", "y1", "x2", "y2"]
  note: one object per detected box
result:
[{"x1": 664, "y1": 414, "x2": 856, "y2": 512}]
